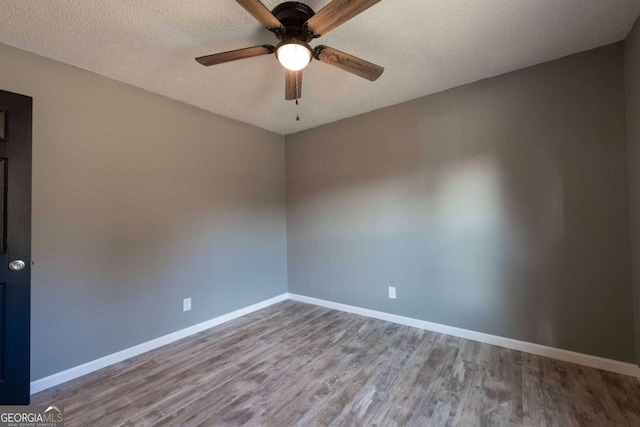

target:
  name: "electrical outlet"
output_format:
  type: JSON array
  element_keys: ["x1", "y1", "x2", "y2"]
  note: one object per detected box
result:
[
  {"x1": 388, "y1": 286, "x2": 396, "y2": 299},
  {"x1": 183, "y1": 298, "x2": 191, "y2": 312}
]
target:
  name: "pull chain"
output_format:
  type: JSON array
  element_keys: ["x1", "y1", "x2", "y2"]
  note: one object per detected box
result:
[{"x1": 295, "y1": 72, "x2": 300, "y2": 121}]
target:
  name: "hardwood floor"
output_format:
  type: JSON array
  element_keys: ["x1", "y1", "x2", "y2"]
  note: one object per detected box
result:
[{"x1": 32, "y1": 300, "x2": 640, "y2": 426}]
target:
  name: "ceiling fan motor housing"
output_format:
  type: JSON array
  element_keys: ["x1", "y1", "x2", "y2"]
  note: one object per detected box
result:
[{"x1": 272, "y1": 2, "x2": 315, "y2": 41}]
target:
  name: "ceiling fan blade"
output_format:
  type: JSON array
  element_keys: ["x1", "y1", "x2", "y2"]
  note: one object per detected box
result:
[
  {"x1": 305, "y1": 0, "x2": 382, "y2": 37},
  {"x1": 314, "y1": 46, "x2": 384, "y2": 81},
  {"x1": 196, "y1": 45, "x2": 275, "y2": 66},
  {"x1": 285, "y1": 70, "x2": 303, "y2": 100},
  {"x1": 235, "y1": 0, "x2": 283, "y2": 30}
]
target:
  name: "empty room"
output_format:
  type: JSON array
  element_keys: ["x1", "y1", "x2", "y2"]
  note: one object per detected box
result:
[{"x1": 0, "y1": 0, "x2": 640, "y2": 425}]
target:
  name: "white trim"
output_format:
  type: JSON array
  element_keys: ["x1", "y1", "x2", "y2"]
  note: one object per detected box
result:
[
  {"x1": 30, "y1": 293, "x2": 289, "y2": 395},
  {"x1": 30, "y1": 291, "x2": 640, "y2": 395},
  {"x1": 288, "y1": 293, "x2": 640, "y2": 378}
]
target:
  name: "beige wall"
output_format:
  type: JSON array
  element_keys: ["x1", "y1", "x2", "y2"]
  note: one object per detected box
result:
[
  {"x1": 286, "y1": 43, "x2": 634, "y2": 362},
  {"x1": 0, "y1": 43, "x2": 287, "y2": 380}
]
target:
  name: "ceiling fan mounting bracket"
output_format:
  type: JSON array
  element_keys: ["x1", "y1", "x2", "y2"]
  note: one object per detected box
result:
[{"x1": 271, "y1": 2, "x2": 316, "y2": 41}]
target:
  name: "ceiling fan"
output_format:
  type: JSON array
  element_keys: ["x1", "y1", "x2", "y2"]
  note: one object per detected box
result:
[{"x1": 196, "y1": 0, "x2": 384, "y2": 101}]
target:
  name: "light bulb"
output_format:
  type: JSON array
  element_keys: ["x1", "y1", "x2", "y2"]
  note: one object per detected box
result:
[{"x1": 276, "y1": 41, "x2": 312, "y2": 71}]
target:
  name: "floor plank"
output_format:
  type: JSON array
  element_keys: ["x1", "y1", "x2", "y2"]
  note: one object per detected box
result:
[{"x1": 32, "y1": 301, "x2": 640, "y2": 426}]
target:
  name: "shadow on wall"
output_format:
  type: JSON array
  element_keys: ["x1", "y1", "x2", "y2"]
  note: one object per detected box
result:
[{"x1": 287, "y1": 43, "x2": 633, "y2": 362}]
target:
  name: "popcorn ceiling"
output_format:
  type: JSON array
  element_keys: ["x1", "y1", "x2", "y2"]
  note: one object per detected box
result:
[{"x1": 0, "y1": 0, "x2": 638, "y2": 135}]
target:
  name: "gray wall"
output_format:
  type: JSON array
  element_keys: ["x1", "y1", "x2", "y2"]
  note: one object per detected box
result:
[
  {"x1": 626, "y1": 18, "x2": 640, "y2": 365},
  {"x1": 2, "y1": 30, "x2": 637, "y2": 381},
  {"x1": 0, "y1": 43, "x2": 287, "y2": 380},
  {"x1": 286, "y1": 43, "x2": 635, "y2": 362}
]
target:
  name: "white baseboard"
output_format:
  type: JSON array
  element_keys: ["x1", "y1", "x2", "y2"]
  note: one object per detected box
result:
[
  {"x1": 288, "y1": 293, "x2": 640, "y2": 379},
  {"x1": 30, "y1": 293, "x2": 289, "y2": 395},
  {"x1": 31, "y1": 291, "x2": 640, "y2": 395}
]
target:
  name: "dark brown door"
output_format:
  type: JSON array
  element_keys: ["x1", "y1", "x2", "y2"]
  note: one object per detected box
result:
[{"x1": 0, "y1": 90, "x2": 32, "y2": 404}]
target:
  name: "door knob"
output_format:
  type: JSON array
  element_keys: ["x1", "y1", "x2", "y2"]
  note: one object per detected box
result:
[{"x1": 8, "y1": 260, "x2": 25, "y2": 271}]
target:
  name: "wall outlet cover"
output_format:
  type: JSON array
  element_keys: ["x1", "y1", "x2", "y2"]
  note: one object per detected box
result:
[
  {"x1": 183, "y1": 298, "x2": 192, "y2": 311},
  {"x1": 388, "y1": 287, "x2": 396, "y2": 299}
]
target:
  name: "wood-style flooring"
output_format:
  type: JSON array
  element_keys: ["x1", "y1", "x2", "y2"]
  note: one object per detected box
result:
[{"x1": 32, "y1": 300, "x2": 640, "y2": 426}]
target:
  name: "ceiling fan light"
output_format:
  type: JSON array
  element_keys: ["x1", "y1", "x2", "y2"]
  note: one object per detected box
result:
[{"x1": 276, "y1": 41, "x2": 312, "y2": 71}]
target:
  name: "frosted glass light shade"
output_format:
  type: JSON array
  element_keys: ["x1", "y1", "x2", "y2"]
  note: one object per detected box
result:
[{"x1": 276, "y1": 42, "x2": 312, "y2": 71}]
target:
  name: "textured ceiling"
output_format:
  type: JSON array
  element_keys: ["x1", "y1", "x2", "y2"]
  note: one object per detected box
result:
[{"x1": 0, "y1": 1, "x2": 639, "y2": 135}]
